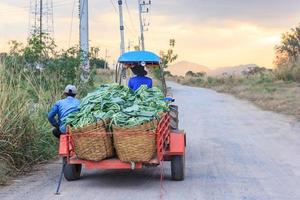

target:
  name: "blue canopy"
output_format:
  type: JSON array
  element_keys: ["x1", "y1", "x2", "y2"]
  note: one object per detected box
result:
[{"x1": 118, "y1": 51, "x2": 161, "y2": 65}]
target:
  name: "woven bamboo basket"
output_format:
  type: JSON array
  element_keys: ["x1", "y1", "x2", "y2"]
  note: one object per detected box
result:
[
  {"x1": 70, "y1": 121, "x2": 114, "y2": 161},
  {"x1": 113, "y1": 119, "x2": 159, "y2": 162}
]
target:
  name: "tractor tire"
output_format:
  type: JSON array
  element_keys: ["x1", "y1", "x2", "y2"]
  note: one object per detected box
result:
[
  {"x1": 171, "y1": 155, "x2": 185, "y2": 181},
  {"x1": 169, "y1": 105, "x2": 179, "y2": 131},
  {"x1": 63, "y1": 160, "x2": 82, "y2": 181}
]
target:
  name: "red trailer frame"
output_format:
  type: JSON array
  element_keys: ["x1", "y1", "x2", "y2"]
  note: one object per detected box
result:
[{"x1": 59, "y1": 113, "x2": 186, "y2": 179}]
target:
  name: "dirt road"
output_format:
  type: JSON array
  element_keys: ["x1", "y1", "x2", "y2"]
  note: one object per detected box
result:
[{"x1": 1, "y1": 82, "x2": 300, "y2": 200}]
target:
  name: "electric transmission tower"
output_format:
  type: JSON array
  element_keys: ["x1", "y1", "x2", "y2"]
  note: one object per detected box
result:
[
  {"x1": 29, "y1": 0, "x2": 54, "y2": 42},
  {"x1": 138, "y1": 0, "x2": 151, "y2": 50}
]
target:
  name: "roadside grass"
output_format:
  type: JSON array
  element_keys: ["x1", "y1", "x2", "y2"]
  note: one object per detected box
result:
[
  {"x1": 0, "y1": 65, "x2": 115, "y2": 185},
  {"x1": 169, "y1": 72, "x2": 300, "y2": 119},
  {"x1": 0, "y1": 66, "x2": 59, "y2": 185},
  {"x1": 212, "y1": 81, "x2": 300, "y2": 119},
  {"x1": 93, "y1": 69, "x2": 114, "y2": 87}
]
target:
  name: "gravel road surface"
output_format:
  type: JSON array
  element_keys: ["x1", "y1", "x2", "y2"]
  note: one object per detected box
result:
[{"x1": 1, "y1": 82, "x2": 300, "y2": 200}]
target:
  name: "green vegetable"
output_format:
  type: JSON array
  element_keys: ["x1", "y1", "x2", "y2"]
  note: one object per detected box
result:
[{"x1": 65, "y1": 84, "x2": 169, "y2": 129}]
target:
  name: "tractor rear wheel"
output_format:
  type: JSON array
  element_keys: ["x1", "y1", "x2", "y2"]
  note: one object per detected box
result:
[
  {"x1": 169, "y1": 105, "x2": 179, "y2": 131},
  {"x1": 63, "y1": 159, "x2": 82, "y2": 181},
  {"x1": 171, "y1": 155, "x2": 185, "y2": 181}
]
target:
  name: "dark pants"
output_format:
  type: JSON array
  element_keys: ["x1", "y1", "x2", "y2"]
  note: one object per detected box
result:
[{"x1": 52, "y1": 127, "x2": 62, "y2": 139}]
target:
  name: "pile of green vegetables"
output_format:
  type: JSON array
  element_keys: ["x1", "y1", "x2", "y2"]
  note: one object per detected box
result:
[{"x1": 64, "y1": 84, "x2": 169, "y2": 128}]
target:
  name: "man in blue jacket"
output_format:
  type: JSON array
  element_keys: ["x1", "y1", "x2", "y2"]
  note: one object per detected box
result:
[
  {"x1": 128, "y1": 62, "x2": 152, "y2": 91},
  {"x1": 48, "y1": 85, "x2": 80, "y2": 138}
]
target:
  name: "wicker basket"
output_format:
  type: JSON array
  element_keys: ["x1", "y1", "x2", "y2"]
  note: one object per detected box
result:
[
  {"x1": 70, "y1": 122, "x2": 114, "y2": 161},
  {"x1": 113, "y1": 120, "x2": 159, "y2": 162}
]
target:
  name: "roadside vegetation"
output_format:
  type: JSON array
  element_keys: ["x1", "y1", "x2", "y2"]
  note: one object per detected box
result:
[
  {"x1": 0, "y1": 34, "x2": 111, "y2": 185},
  {"x1": 168, "y1": 24, "x2": 300, "y2": 119}
]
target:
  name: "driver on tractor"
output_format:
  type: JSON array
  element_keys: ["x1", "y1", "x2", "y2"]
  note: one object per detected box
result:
[{"x1": 128, "y1": 62, "x2": 153, "y2": 91}]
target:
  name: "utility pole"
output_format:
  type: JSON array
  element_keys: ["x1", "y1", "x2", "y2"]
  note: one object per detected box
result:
[
  {"x1": 138, "y1": 0, "x2": 151, "y2": 51},
  {"x1": 79, "y1": 0, "x2": 90, "y2": 82},
  {"x1": 127, "y1": 40, "x2": 134, "y2": 51},
  {"x1": 29, "y1": 0, "x2": 54, "y2": 41},
  {"x1": 104, "y1": 48, "x2": 110, "y2": 69},
  {"x1": 118, "y1": 0, "x2": 125, "y2": 55}
]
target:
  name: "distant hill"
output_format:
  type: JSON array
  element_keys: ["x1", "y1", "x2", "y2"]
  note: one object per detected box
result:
[
  {"x1": 168, "y1": 61, "x2": 209, "y2": 76},
  {"x1": 168, "y1": 61, "x2": 262, "y2": 77},
  {"x1": 208, "y1": 64, "x2": 260, "y2": 76}
]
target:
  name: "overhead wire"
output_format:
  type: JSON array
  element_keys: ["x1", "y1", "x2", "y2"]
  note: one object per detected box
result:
[
  {"x1": 124, "y1": 0, "x2": 138, "y2": 33},
  {"x1": 108, "y1": 0, "x2": 136, "y2": 39},
  {"x1": 68, "y1": 0, "x2": 76, "y2": 47},
  {"x1": 109, "y1": 0, "x2": 118, "y2": 13},
  {"x1": 0, "y1": 0, "x2": 74, "y2": 15}
]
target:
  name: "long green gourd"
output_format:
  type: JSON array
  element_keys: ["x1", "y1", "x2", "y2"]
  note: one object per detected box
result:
[{"x1": 64, "y1": 84, "x2": 169, "y2": 129}]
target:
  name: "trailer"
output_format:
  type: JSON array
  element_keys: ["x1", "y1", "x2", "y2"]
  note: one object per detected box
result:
[{"x1": 58, "y1": 51, "x2": 186, "y2": 181}]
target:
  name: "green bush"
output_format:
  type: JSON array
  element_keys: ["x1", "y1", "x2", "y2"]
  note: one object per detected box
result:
[
  {"x1": 0, "y1": 67, "x2": 58, "y2": 185},
  {"x1": 292, "y1": 65, "x2": 300, "y2": 82},
  {"x1": 0, "y1": 35, "x2": 97, "y2": 184}
]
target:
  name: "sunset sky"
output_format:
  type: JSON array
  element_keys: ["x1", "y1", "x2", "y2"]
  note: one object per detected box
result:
[{"x1": 0, "y1": 0, "x2": 300, "y2": 68}]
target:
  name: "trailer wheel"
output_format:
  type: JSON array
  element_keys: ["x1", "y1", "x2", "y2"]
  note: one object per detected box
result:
[
  {"x1": 171, "y1": 155, "x2": 185, "y2": 181},
  {"x1": 63, "y1": 159, "x2": 82, "y2": 181}
]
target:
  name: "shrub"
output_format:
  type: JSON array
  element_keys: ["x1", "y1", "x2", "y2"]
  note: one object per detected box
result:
[{"x1": 0, "y1": 66, "x2": 58, "y2": 184}]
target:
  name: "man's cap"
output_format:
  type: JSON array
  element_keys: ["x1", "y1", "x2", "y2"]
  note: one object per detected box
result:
[{"x1": 64, "y1": 85, "x2": 77, "y2": 95}]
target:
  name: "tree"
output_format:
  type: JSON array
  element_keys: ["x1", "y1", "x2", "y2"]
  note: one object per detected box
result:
[
  {"x1": 196, "y1": 72, "x2": 206, "y2": 77},
  {"x1": 90, "y1": 58, "x2": 108, "y2": 69},
  {"x1": 185, "y1": 71, "x2": 195, "y2": 77},
  {"x1": 164, "y1": 71, "x2": 173, "y2": 77},
  {"x1": 275, "y1": 24, "x2": 300, "y2": 65},
  {"x1": 149, "y1": 39, "x2": 178, "y2": 95},
  {"x1": 185, "y1": 71, "x2": 206, "y2": 78},
  {"x1": 242, "y1": 66, "x2": 269, "y2": 76},
  {"x1": 23, "y1": 33, "x2": 56, "y2": 67},
  {"x1": 160, "y1": 39, "x2": 178, "y2": 68}
]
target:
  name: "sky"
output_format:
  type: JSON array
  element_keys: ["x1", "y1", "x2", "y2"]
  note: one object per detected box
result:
[{"x1": 0, "y1": 0, "x2": 300, "y2": 68}]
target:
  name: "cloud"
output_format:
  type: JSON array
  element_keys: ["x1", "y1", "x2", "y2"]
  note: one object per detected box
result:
[
  {"x1": 0, "y1": 0, "x2": 299, "y2": 67},
  {"x1": 152, "y1": 0, "x2": 300, "y2": 28},
  {"x1": 145, "y1": 16, "x2": 281, "y2": 67}
]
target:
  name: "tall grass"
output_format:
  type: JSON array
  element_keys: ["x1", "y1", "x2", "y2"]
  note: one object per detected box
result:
[{"x1": 0, "y1": 64, "x2": 61, "y2": 184}]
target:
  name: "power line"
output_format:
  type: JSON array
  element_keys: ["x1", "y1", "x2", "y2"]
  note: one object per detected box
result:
[
  {"x1": 28, "y1": 0, "x2": 54, "y2": 40},
  {"x1": 109, "y1": 0, "x2": 118, "y2": 13},
  {"x1": 124, "y1": 0, "x2": 138, "y2": 33},
  {"x1": 0, "y1": 0, "x2": 73, "y2": 14},
  {"x1": 138, "y1": 0, "x2": 151, "y2": 50},
  {"x1": 0, "y1": 3, "x2": 70, "y2": 18},
  {"x1": 68, "y1": 0, "x2": 76, "y2": 47},
  {"x1": 108, "y1": 0, "x2": 136, "y2": 39}
]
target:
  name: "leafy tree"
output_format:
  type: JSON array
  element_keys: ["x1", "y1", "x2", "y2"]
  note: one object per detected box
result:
[
  {"x1": 3, "y1": 34, "x2": 97, "y2": 96},
  {"x1": 160, "y1": 39, "x2": 178, "y2": 68},
  {"x1": 274, "y1": 23, "x2": 300, "y2": 82},
  {"x1": 150, "y1": 39, "x2": 178, "y2": 94},
  {"x1": 185, "y1": 71, "x2": 206, "y2": 78},
  {"x1": 23, "y1": 33, "x2": 56, "y2": 67},
  {"x1": 90, "y1": 58, "x2": 108, "y2": 69},
  {"x1": 196, "y1": 72, "x2": 206, "y2": 77},
  {"x1": 275, "y1": 24, "x2": 300, "y2": 65},
  {"x1": 242, "y1": 66, "x2": 269, "y2": 76},
  {"x1": 185, "y1": 71, "x2": 195, "y2": 77},
  {"x1": 164, "y1": 71, "x2": 173, "y2": 77}
]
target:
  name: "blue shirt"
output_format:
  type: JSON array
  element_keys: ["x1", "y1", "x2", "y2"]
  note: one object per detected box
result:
[
  {"x1": 128, "y1": 76, "x2": 153, "y2": 91},
  {"x1": 48, "y1": 96, "x2": 80, "y2": 133}
]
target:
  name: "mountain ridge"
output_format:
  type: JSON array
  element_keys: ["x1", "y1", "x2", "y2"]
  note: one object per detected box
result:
[{"x1": 168, "y1": 61, "x2": 262, "y2": 76}]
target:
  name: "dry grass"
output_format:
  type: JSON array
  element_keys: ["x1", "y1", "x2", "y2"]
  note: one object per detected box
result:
[
  {"x1": 212, "y1": 81, "x2": 300, "y2": 119},
  {"x1": 169, "y1": 74, "x2": 300, "y2": 120},
  {"x1": 0, "y1": 66, "x2": 61, "y2": 185}
]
